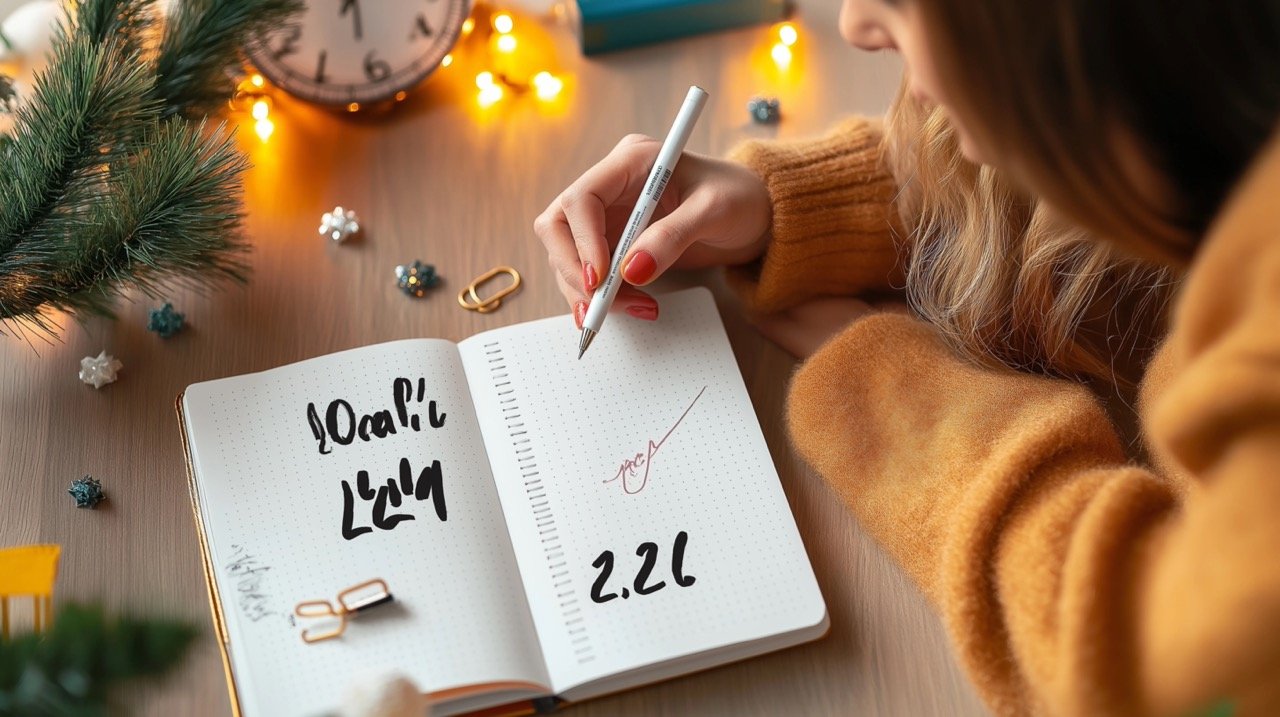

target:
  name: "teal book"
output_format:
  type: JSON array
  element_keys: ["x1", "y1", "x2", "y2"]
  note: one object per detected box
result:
[{"x1": 571, "y1": 0, "x2": 790, "y2": 55}]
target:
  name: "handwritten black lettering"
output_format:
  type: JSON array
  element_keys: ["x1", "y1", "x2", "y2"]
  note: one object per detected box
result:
[
  {"x1": 308, "y1": 378, "x2": 448, "y2": 456},
  {"x1": 589, "y1": 532, "x2": 695, "y2": 604},
  {"x1": 327, "y1": 399, "x2": 356, "y2": 447},
  {"x1": 341, "y1": 458, "x2": 447, "y2": 540},
  {"x1": 306, "y1": 404, "x2": 330, "y2": 455},
  {"x1": 672, "y1": 529, "x2": 696, "y2": 587}
]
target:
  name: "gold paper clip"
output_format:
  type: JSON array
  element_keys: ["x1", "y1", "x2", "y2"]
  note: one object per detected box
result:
[
  {"x1": 459, "y1": 266, "x2": 521, "y2": 314},
  {"x1": 294, "y1": 578, "x2": 393, "y2": 644}
]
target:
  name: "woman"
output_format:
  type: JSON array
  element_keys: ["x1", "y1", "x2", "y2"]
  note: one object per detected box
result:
[{"x1": 534, "y1": 0, "x2": 1280, "y2": 714}]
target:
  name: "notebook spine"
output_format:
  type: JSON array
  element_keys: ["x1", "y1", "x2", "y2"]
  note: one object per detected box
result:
[{"x1": 482, "y1": 341, "x2": 595, "y2": 665}]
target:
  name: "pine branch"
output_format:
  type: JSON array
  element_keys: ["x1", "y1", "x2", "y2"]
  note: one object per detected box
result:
[
  {"x1": 0, "y1": 603, "x2": 197, "y2": 717},
  {"x1": 0, "y1": 119, "x2": 250, "y2": 327},
  {"x1": 71, "y1": 0, "x2": 153, "y2": 52},
  {"x1": 0, "y1": 0, "x2": 302, "y2": 334},
  {"x1": 0, "y1": 34, "x2": 159, "y2": 257},
  {"x1": 154, "y1": 0, "x2": 303, "y2": 118}
]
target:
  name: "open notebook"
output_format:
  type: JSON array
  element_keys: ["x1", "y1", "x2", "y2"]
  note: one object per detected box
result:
[{"x1": 178, "y1": 287, "x2": 827, "y2": 716}]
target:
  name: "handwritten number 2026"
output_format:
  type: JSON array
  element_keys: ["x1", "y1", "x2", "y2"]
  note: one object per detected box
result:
[{"x1": 590, "y1": 531, "x2": 695, "y2": 604}]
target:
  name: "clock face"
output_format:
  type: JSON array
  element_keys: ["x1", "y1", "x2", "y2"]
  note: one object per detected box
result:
[{"x1": 247, "y1": 0, "x2": 470, "y2": 106}]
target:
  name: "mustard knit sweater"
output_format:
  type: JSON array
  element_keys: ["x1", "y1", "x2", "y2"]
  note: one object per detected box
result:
[{"x1": 726, "y1": 119, "x2": 1280, "y2": 716}]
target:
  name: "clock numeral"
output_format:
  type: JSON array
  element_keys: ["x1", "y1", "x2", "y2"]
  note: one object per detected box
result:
[
  {"x1": 340, "y1": 0, "x2": 363, "y2": 41},
  {"x1": 411, "y1": 13, "x2": 433, "y2": 40},
  {"x1": 363, "y1": 50, "x2": 392, "y2": 82},
  {"x1": 272, "y1": 24, "x2": 301, "y2": 60},
  {"x1": 314, "y1": 50, "x2": 328, "y2": 83}
]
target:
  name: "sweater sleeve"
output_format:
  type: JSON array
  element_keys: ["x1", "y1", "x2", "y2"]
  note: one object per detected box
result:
[
  {"x1": 787, "y1": 307, "x2": 1280, "y2": 715},
  {"x1": 724, "y1": 117, "x2": 905, "y2": 314}
]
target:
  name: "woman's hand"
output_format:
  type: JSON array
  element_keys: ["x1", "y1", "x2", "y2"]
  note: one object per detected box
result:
[
  {"x1": 534, "y1": 134, "x2": 773, "y2": 327},
  {"x1": 751, "y1": 297, "x2": 885, "y2": 360}
]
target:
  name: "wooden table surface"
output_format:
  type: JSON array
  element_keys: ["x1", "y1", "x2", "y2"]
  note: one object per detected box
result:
[{"x1": 0, "y1": 1, "x2": 989, "y2": 714}]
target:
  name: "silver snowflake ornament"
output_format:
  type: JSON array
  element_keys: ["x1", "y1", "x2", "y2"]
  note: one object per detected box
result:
[
  {"x1": 79, "y1": 350, "x2": 122, "y2": 389},
  {"x1": 319, "y1": 205, "x2": 360, "y2": 243}
]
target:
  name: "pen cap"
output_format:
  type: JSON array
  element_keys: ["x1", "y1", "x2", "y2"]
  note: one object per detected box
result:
[{"x1": 651, "y1": 86, "x2": 709, "y2": 179}]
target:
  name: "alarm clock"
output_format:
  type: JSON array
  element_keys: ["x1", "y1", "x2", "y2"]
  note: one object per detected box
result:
[{"x1": 247, "y1": 0, "x2": 471, "y2": 108}]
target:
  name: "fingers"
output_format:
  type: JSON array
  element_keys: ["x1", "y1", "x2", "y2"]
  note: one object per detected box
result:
[
  {"x1": 557, "y1": 134, "x2": 659, "y2": 285},
  {"x1": 751, "y1": 298, "x2": 876, "y2": 359},
  {"x1": 557, "y1": 190, "x2": 610, "y2": 293},
  {"x1": 557, "y1": 282, "x2": 659, "y2": 330},
  {"x1": 535, "y1": 134, "x2": 661, "y2": 309},
  {"x1": 750, "y1": 313, "x2": 812, "y2": 360},
  {"x1": 545, "y1": 230, "x2": 658, "y2": 329},
  {"x1": 616, "y1": 285, "x2": 658, "y2": 322},
  {"x1": 620, "y1": 195, "x2": 709, "y2": 286}
]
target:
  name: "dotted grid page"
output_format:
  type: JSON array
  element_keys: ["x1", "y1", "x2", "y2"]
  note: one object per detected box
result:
[
  {"x1": 182, "y1": 339, "x2": 549, "y2": 717},
  {"x1": 458, "y1": 288, "x2": 827, "y2": 693}
]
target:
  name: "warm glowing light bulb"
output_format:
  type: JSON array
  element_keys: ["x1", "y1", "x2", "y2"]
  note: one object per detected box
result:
[
  {"x1": 496, "y1": 34, "x2": 517, "y2": 53},
  {"x1": 251, "y1": 99, "x2": 269, "y2": 120},
  {"x1": 254, "y1": 117, "x2": 274, "y2": 141},
  {"x1": 394, "y1": 91, "x2": 408, "y2": 102},
  {"x1": 476, "y1": 71, "x2": 495, "y2": 89},
  {"x1": 493, "y1": 13, "x2": 513, "y2": 34},
  {"x1": 347, "y1": 102, "x2": 360, "y2": 113},
  {"x1": 771, "y1": 43, "x2": 792, "y2": 68},
  {"x1": 442, "y1": 53, "x2": 453, "y2": 68},
  {"x1": 533, "y1": 71, "x2": 563, "y2": 101},
  {"x1": 477, "y1": 83, "x2": 504, "y2": 108},
  {"x1": 778, "y1": 23, "x2": 798, "y2": 46},
  {"x1": 462, "y1": 17, "x2": 475, "y2": 34},
  {"x1": 250, "y1": 73, "x2": 265, "y2": 88}
]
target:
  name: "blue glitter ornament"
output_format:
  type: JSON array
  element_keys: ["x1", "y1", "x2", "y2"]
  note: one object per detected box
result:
[
  {"x1": 748, "y1": 96, "x2": 781, "y2": 124},
  {"x1": 68, "y1": 475, "x2": 105, "y2": 509},
  {"x1": 395, "y1": 261, "x2": 441, "y2": 298},
  {"x1": 147, "y1": 302, "x2": 185, "y2": 338}
]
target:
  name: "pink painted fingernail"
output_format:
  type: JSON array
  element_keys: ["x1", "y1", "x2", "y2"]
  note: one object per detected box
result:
[
  {"x1": 583, "y1": 263, "x2": 598, "y2": 292},
  {"x1": 573, "y1": 301, "x2": 587, "y2": 329},
  {"x1": 622, "y1": 250, "x2": 657, "y2": 285},
  {"x1": 625, "y1": 304, "x2": 658, "y2": 321}
]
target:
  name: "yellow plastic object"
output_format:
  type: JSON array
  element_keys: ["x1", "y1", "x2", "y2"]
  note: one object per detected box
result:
[{"x1": 0, "y1": 544, "x2": 61, "y2": 638}]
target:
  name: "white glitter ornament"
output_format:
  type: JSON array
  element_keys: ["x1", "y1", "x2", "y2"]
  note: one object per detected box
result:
[
  {"x1": 79, "y1": 350, "x2": 122, "y2": 389},
  {"x1": 320, "y1": 206, "x2": 360, "y2": 243},
  {"x1": 339, "y1": 671, "x2": 428, "y2": 717}
]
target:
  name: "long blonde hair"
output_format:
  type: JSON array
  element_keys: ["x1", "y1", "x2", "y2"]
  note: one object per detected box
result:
[
  {"x1": 884, "y1": 89, "x2": 1178, "y2": 389},
  {"x1": 881, "y1": 0, "x2": 1280, "y2": 389}
]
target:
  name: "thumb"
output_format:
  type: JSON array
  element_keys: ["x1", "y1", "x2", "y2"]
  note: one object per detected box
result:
[{"x1": 620, "y1": 199, "x2": 707, "y2": 287}]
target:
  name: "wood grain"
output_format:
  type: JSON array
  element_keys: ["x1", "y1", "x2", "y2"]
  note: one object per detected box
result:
[{"x1": 0, "y1": 3, "x2": 989, "y2": 715}]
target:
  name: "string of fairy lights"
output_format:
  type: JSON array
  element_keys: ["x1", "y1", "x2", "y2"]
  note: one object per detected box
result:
[{"x1": 236, "y1": 13, "x2": 801, "y2": 141}]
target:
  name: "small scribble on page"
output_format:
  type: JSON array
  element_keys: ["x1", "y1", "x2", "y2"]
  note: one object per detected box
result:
[
  {"x1": 606, "y1": 386, "x2": 707, "y2": 495},
  {"x1": 225, "y1": 544, "x2": 284, "y2": 624}
]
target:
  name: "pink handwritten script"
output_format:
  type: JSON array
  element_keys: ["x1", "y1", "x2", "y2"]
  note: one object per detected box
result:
[{"x1": 606, "y1": 386, "x2": 707, "y2": 494}]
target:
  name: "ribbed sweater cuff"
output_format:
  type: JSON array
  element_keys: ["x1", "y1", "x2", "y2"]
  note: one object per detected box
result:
[{"x1": 724, "y1": 118, "x2": 905, "y2": 314}]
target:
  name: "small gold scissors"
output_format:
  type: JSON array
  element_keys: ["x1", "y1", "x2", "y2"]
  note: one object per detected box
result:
[{"x1": 294, "y1": 578, "x2": 393, "y2": 644}]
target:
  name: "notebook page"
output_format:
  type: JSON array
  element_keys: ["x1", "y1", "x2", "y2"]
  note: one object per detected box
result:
[
  {"x1": 183, "y1": 339, "x2": 548, "y2": 716},
  {"x1": 458, "y1": 288, "x2": 826, "y2": 692}
]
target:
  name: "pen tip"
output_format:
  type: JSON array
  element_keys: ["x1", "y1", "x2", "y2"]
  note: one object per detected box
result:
[{"x1": 578, "y1": 328, "x2": 596, "y2": 359}]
